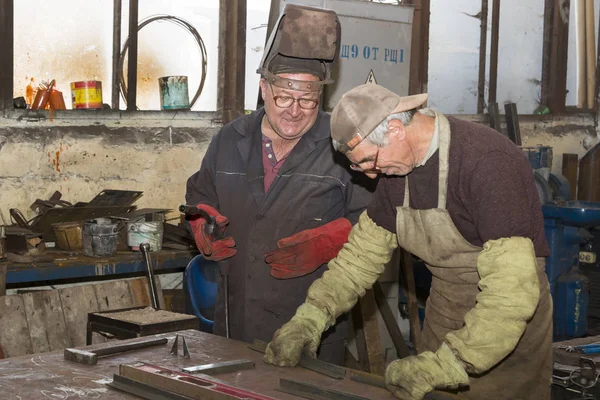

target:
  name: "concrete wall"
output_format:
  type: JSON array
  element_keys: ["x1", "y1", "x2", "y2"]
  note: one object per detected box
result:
[{"x1": 0, "y1": 110, "x2": 220, "y2": 222}]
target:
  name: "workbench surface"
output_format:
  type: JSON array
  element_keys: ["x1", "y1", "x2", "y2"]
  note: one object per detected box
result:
[{"x1": 0, "y1": 329, "x2": 396, "y2": 399}]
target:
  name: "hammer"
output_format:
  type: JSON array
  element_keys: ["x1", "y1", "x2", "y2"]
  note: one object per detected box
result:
[
  {"x1": 180, "y1": 204, "x2": 232, "y2": 339},
  {"x1": 64, "y1": 337, "x2": 168, "y2": 365}
]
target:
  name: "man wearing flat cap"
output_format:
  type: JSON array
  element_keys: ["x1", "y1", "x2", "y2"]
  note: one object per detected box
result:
[
  {"x1": 264, "y1": 84, "x2": 552, "y2": 399},
  {"x1": 184, "y1": 6, "x2": 373, "y2": 365}
]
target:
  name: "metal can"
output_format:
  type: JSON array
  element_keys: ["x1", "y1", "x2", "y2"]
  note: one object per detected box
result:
[{"x1": 70, "y1": 80, "x2": 103, "y2": 109}]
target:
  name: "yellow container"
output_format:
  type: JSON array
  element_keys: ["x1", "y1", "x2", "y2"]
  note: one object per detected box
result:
[
  {"x1": 52, "y1": 221, "x2": 84, "y2": 251},
  {"x1": 70, "y1": 80, "x2": 103, "y2": 109}
]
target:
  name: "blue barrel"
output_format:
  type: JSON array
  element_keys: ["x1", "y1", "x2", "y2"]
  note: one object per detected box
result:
[{"x1": 554, "y1": 270, "x2": 589, "y2": 341}]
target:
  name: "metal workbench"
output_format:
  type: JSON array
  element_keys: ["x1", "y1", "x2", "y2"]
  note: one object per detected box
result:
[
  {"x1": 5, "y1": 249, "x2": 197, "y2": 288},
  {"x1": 0, "y1": 329, "x2": 396, "y2": 399}
]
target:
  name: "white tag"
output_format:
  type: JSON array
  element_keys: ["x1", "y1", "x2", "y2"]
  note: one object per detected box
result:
[{"x1": 579, "y1": 251, "x2": 597, "y2": 264}]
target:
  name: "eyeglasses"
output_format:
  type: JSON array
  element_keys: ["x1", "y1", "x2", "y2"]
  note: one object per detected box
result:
[
  {"x1": 269, "y1": 84, "x2": 319, "y2": 110},
  {"x1": 350, "y1": 148, "x2": 382, "y2": 174}
]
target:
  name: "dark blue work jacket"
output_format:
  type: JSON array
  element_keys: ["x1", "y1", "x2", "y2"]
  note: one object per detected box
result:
[{"x1": 185, "y1": 108, "x2": 374, "y2": 345}]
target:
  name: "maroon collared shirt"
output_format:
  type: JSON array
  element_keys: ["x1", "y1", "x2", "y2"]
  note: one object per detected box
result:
[{"x1": 262, "y1": 135, "x2": 291, "y2": 192}]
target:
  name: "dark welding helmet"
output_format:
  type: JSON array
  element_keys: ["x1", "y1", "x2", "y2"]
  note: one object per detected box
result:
[{"x1": 257, "y1": 4, "x2": 341, "y2": 92}]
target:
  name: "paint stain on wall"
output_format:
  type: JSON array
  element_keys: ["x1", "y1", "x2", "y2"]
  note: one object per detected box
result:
[{"x1": 51, "y1": 143, "x2": 64, "y2": 173}]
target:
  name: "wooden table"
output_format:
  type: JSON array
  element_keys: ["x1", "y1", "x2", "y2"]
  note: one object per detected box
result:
[{"x1": 0, "y1": 329, "x2": 396, "y2": 399}]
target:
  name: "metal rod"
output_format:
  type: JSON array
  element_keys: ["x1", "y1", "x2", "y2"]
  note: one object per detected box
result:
[
  {"x1": 488, "y1": 0, "x2": 500, "y2": 105},
  {"x1": 477, "y1": 0, "x2": 489, "y2": 114},
  {"x1": 112, "y1": 0, "x2": 122, "y2": 110},
  {"x1": 373, "y1": 281, "x2": 411, "y2": 359},
  {"x1": 182, "y1": 359, "x2": 255, "y2": 374},
  {"x1": 223, "y1": 271, "x2": 230, "y2": 338},
  {"x1": 126, "y1": 0, "x2": 139, "y2": 111},
  {"x1": 140, "y1": 243, "x2": 160, "y2": 309}
]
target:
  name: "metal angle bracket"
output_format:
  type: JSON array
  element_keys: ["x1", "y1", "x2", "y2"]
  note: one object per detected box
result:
[{"x1": 169, "y1": 334, "x2": 190, "y2": 359}]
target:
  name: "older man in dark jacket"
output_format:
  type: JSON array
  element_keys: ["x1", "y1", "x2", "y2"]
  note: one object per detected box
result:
[{"x1": 184, "y1": 5, "x2": 373, "y2": 365}]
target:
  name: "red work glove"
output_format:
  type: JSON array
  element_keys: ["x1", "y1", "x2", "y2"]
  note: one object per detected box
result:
[
  {"x1": 264, "y1": 218, "x2": 352, "y2": 279},
  {"x1": 189, "y1": 204, "x2": 237, "y2": 261}
]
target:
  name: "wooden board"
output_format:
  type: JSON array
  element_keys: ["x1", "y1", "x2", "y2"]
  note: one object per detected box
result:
[
  {"x1": 94, "y1": 279, "x2": 134, "y2": 311},
  {"x1": 59, "y1": 285, "x2": 101, "y2": 347},
  {"x1": 0, "y1": 295, "x2": 32, "y2": 357},
  {"x1": 0, "y1": 277, "x2": 157, "y2": 357},
  {"x1": 23, "y1": 290, "x2": 70, "y2": 354}
]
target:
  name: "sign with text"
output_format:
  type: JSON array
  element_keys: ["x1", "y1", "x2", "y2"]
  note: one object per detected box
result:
[{"x1": 276, "y1": 0, "x2": 414, "y2": 110}]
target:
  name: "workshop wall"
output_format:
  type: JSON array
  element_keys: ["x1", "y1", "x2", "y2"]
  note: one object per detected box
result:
[{"x1": 0, "y1": 112, "x2": 219, "y2": 221}]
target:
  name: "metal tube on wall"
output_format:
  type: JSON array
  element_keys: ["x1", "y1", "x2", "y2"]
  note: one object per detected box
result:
[
  {"x1": 126, "y1": 0, "x2": 139, "y2": 111},
  {"x1": 112, "y1": 0, "x2": 122, "y2": 110},
  {"x1": 477, "y1": 0, "x2": 489, "y2": 114},
  {"x1": 585, "y1": 0, "x2": 596, "y2": 109},
  {"x1": 488, "y1": 0, "x2": 500, "y2": 105},
  {"x1": 577, "y1": 0, "x2": 587, "y2": 108}
]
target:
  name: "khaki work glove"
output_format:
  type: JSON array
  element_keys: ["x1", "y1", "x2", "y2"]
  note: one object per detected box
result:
[
  {"x1": 445, "y1": 237, "x2": 540, "y2": 373},
  {"x1": 385, "y1": 343, "x2": 469, "y2": 400},
  {"x1": 263, "y1": 303, "x2": 330, "y2": 366}
]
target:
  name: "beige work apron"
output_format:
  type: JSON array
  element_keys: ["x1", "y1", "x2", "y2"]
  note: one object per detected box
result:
[{"x1": 395, "y1": 112, "x2": 553, "y2": 399}]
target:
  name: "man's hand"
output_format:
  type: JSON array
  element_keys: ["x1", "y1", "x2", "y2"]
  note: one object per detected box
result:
[
  {"x1": 189, "y1": 204, "x2": 237, "y2": 261},
  {"x1": 264, "y1": 218, "x2": 352, "y2": 279},
  {"x1": 263, "y1": 303, "x2": 331, "y2": 366},
  {"x1": 385, "y1": 343, "x2": 469, "y2": 400}
]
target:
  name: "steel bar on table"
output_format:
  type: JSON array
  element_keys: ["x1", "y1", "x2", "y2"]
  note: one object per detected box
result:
[
  {"x1": 249, "y1": 339, "x2": 346, "y2": 379},
  {"x1": 108, "y1": 374, "x2": 191, "y2": 400},
  {"x1": 182, "y1": 359, "x2": 255, "y2": 374},
  {"x1": 64, "y1": 337, "x2": 168, "y2": 365},
  {"x1": 279, "y1": 378, "x2": 369, "y2": 400},
  {"x1": 120, "y1": 362, "x2": 277, "y2": 400}
]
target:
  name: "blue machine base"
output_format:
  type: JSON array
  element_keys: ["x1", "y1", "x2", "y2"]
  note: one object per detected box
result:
[{"x1": 183, "y1": 254, "x2": 219, "y2": 333}]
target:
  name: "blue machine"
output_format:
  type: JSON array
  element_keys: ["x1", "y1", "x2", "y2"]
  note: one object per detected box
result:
[
  {"x1": 542, "y1": 201, "x2": 600, "y2": 340},
  {"x1": 183, "y1": 254, "x2": 220, "y2": 333}
]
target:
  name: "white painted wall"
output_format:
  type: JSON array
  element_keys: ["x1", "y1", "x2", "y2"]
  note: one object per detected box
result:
[{"x1": 14, "y1": 0, "x2": 597, "y2": 115}]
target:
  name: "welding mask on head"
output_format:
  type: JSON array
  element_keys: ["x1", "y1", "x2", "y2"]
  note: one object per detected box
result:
[{"x1": 257, "y1": 4, "x2": 341, "y2": 92}]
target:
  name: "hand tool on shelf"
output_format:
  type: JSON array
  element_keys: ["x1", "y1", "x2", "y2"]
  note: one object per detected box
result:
[
  {"x1": 180, "y1": 204, "x2": 231, "y2": 338},
  {"x1": 64, "y1": 337, "x2": 168, "y2": 365},
  {"x1": 140, "y1": 242, "x2": 160, "y2": 309}
]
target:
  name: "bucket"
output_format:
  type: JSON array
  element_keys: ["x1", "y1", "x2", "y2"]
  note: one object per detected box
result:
[
  {"x1": 82, "y1": 218, "x2": 119, "y2": 257},
  {"x1": 158, "y1": 76, "x2": 190, "y2": 110},
  {"x1": 127, "y1": 221, "x2": 164, "y2": 251},
  {"x1": 70, "y1": 80, "x2": 103, "y2": 109},
  {"x1": 52, "y1": 221, "x2": 83, "y2": 251},
  {"x1": 521, "y1": 145, "x2": 553, "y2": 169}
]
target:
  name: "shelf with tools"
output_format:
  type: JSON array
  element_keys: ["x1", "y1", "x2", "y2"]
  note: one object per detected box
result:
[{"x1": 4, "y1": 249, "x2": 197, "y2": 288}]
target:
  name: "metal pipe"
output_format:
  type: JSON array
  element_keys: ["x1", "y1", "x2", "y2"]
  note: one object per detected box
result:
[
  {"x1": 126, "y1": 0, "x2": 139, "y2": 111},
  {"x1": 488, "y1": 0, "x2": 500, "y2": 105},
  {"x1": 477, "y1": 0, "x2": 489, "y2": 114},
  {"x1": 140, "y1": 243, "x2": 160, "y2": 309},
  {"x1": 112, "y1": 0, "x2": 122, "y2": 110}
]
